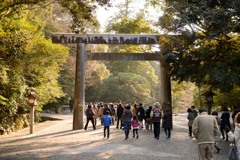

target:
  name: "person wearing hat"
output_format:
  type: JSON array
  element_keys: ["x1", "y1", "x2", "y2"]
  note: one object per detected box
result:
[{"x1": 192, "y1": 108, "x2": 219, "y2": 160}]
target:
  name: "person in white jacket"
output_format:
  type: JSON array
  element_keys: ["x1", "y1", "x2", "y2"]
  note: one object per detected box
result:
[{"x1": 226, "y1": 112, "x2": 240, "y2": 158}]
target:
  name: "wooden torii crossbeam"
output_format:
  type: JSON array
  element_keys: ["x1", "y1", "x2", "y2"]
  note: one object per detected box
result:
[
  {"x1": 52, "y1": 33, "x2": 160, "y2": 44},
  {"x1": 52, "y1": 33, "x2": 172, "y2": 130}
]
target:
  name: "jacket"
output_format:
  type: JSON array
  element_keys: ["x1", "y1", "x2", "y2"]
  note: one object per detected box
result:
[
  {"x1": 187, "y1": 112, "x2": 195, "y2": 126},
  {"x1": 123, "y1": 109, "x2": 132, "y2": 122},
  {"x1": 162, "y1": 110, "x2": 172, "y2": 129},
  {"x1": 192, "y1": 112, "x2": 219, "y2": 144},
  {"x1": 102, "y1": 115, "x2": 111, "y2": 127},
  {"x1": 227, "y1": 124, "x2": 240, "y2": 158},
  {"x1": 131, "y1": 119, "x2": 139, "y2": 129}
]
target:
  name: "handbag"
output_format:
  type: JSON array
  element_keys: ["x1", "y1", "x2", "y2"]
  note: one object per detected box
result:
[{"x1": 229, "y1": 138, "x2": 239, "y2": 160}]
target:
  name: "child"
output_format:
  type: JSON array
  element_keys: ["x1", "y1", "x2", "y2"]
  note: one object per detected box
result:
[
  {"x1": 131, "y1": 116, "x2": 139, "y2": 139},
  {"x1": 102, "y1": 111, "x2": 111, "y2": 139}
]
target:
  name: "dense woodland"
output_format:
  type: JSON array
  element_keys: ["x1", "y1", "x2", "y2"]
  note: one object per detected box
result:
[{"x1": 1, "y1": 0, "x2": 240, "y2": 134}]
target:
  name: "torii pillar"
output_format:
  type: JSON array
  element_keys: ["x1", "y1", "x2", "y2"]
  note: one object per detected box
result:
[
  {"x1": 73, "y1": 43, "x2": 86, "y2": 129},
  {"x1": 160, "y1": 60, "x2": 172, "y2": 112}
]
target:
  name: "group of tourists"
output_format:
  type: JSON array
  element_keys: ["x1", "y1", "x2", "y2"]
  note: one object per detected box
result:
[
  {"x1": 187, "y1": 105, "x2": 240, "y2": 160},
  {"x1": 83, "y1": 101, "x2": 172, "y2": 140}
]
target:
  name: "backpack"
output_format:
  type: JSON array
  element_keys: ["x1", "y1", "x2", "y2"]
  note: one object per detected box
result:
[
  {"x1": 86, "y1": 108, "x2": 93, "y2": 117},
  {"x1": 153, "y1": 108, "x2": 161, "y2": 119}
]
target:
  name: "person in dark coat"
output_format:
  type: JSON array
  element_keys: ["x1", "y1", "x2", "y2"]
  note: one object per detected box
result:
[
  {"x1": 220, "y1": 107, "x2": 231, "y2": 141},
  {"x1": 122, "y1": 105, "x2": 132, "y2": 140},
  {"x1": 162, "y1": 109, "x2": 172, "y2": 139},
  {"x1": 84, "y1": 104, "x2": 96, "y2": 130},
  {"x1": 145, "y1": 106, "x2": 153, "y2": 130},
  {"x1": 136, "y1": 103, "x2": 145, "y2": 129},
  {"x1": 116, "y1": 103, "x2": 124, "y2": 129}
]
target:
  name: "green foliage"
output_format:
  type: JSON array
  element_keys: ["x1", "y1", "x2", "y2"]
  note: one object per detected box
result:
[
  {"x1": 0, "y1": 0, "x2": 111, "y2": 32},
  {"x1": 87, "y1": 73, "x2": 151, "y2": 103},
  {"x1": 158, "y1": 0, "x2": 240, "y2": 92},
  {"x1": 0, "y1": 3, "x2": 69, "y2": 134}
]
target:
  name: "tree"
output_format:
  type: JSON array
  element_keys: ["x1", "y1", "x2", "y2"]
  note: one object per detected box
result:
[
  {"x1": 158, "y1": 0, "x2": 240, "y2": 92},
  {"x1": 0, "y1": 0, "x2": 111, "y2": 32}
]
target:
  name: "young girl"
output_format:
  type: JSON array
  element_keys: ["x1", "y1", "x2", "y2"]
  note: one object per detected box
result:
[{"x1": 131, "y1": 116, "x2": 139, "y2": 139}]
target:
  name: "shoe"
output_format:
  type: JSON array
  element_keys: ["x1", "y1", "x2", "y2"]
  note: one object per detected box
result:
[
  {"x1": 156, "y1": 137, "x2": 159, "y2": 139},
  {"x1": 217, "y1": 148, "x2": 221, "y2": 153},
  {"x1": 107, "y1": 137, "x2": 109, "y2": 139},
  {"x1": 133, "y1": 135, "x2": 135, "y2": 138},
  {"x1": 136, "y1": 135, "x2": 138, "y2": 139}
]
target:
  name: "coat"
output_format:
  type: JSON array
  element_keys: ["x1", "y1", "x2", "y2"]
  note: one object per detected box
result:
[
  {"x1": 162, "y1": 110, "x2": 172, "y2": 129},
  {"x1": 227, "y1": 124, "x2": 240, "y2": 159},
  {"x1": 220, "y1": 112, "x2": 231, "y2": 130},
  {"x1": 192, "y1": 112, "x2": 219, "y2": 144},
  {"x1": 187, "y1": 112, "x2": 195, "y2": 127}
]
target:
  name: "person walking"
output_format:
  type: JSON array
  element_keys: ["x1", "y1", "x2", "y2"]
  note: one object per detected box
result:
[
  {"x1": 131, "y1": 116, "x2": 139, "y2": 139},
  {"x1": 226, "y1": 112, "x2": 240, "y2": 159},
  {"x1": 152, "y1": 102, "x2": 162, "y2": 139},
  {"x1": 84, "y1": 104, "x2": 96, "y2": 130},
  {"x1": 109, "y1": 103, "x2": 115, "y2": 125},
  {"x1": 192, "y1": 108, "x2": 219, "y2": 160},
  {"x1": 137, "y1": 103, "x2": 145, "y2": 130},
  {"x1": 122, "y1": 105, "x2": 132, "y2": 140},
  {"x1": 191, "y1": 105, "x2": 198, "y2": 119},
  {"x1": 116, "y1": 103, "x2": 124, "y2": 129},
  {"x1": 220, "y1": 107, "x2": 231, "y2": 141},
  {"x1": 145, "y1": 106, "x2": 153, "y2": 131},
  {"x1": 102, "y1": 111, "x2": 111, "y2": 139},
  {"x1": 69, "y1": 100, "x2": 73, "y2": 113},
  {"x1": 162, "y1": 109, "x2": 172, "y2": 139},
  {"x1": 92, "y1": 104, "x2": 98, "y2": 127},
  {"x1": 187, "y1": 108, "x2": 195, "y2": 137},
  {"x1": 98, "y1": 103, "x2": 104, "y2": 125},
  {"x1": 212, "y1": 111, "x2": 221, "y2": 153}
]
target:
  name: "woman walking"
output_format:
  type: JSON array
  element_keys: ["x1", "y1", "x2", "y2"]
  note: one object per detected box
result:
[
  {"x1": 187, "y1": 108, "x2": 195, "y2": 137},
  {"x1": 162, "y1": 109, "x2": 172, "y2": 139},
  {"x1": 122, "y1": 105, "x2": 132, "y2": 140},
  {"x1": 220, "y1": 107, "x2": 231, "y2": 141}
]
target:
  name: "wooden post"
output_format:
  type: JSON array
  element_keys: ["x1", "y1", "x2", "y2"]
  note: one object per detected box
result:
[
  {"x1": 73, "y1": 43, "x2": 86, "y2": 130},
  {"x1": 30, "y1": 105, "x2": 34, "y2": 134}
]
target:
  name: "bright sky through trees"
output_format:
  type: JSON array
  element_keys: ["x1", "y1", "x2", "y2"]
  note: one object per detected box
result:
[{"x1": 96, "y1": 0, "x2": 162, "y2": 32}]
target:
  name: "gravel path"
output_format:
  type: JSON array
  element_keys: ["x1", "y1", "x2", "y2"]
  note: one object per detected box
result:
[{"x1": 0, "y1": 113, "x2": 230, "y2": 160}]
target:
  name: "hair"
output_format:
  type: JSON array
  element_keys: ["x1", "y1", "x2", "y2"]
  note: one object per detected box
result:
[
  {"x1": 88, "y1": 104, "x2": 91, "y2": 108},
  {"x1": 154, "y1": 102, "x2": 160, "y2": 107},
  {"x1": 212, "y1": 111, "x2": 218, "y2": 116},
  {"x1": 133, "y1": 116, "x2": 137, "y2": 120},
  {"x1": 187, "y1": 108, "x2": 192, "y2": 112},
  {"x1": 126, "y1": 105, "x2": 131, "y2": 110},
  {"x1": 235, "y1": 112, "x2": 240, "y2": 124},
  {"x1": 105, "y1": 111, "x2": 110, "y2": 115}
]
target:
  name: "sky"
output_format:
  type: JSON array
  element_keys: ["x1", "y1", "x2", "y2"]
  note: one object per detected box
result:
[{"x1": 96, "y1": 0, "x2": 162, "y2": 32}]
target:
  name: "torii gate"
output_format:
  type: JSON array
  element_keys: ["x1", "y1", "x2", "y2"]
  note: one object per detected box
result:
[{"x1": 52, "y1": 33, "x2": 172, "y2": 130}]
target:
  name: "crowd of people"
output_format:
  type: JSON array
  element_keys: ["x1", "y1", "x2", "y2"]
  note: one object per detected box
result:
[
  {"x1": 83, "y1": 101, "x2": 172, "y2": 140},
  {"x1": 187, "y1": 105, "x2": 240, "y2": 160},
  {"x1": 83, "y1": 101, "x2": 240, "y2": 160}
]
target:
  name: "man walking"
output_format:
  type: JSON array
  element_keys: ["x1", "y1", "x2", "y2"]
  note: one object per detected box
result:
[{"x1": 192, "y1": 108, "x2": 219, "y2": 160}]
